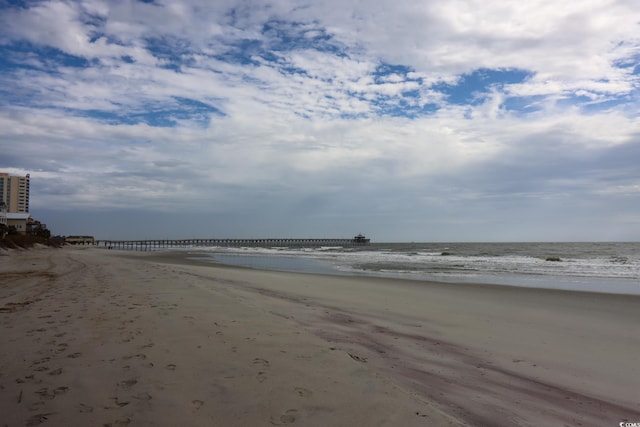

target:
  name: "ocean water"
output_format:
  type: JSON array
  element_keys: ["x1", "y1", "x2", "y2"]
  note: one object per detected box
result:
[{"x1": 183, "y1": 242, "x2": 640, "y2": 295}]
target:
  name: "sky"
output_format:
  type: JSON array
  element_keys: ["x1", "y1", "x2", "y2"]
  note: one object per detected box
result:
[{"x1": 1, "y1": 0, "x2": 639, "y2": 242}]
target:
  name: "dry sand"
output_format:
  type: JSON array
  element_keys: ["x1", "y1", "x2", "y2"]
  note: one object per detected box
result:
[{"x1": 1, "y1": 246, "x2": 639, "y2": 426}]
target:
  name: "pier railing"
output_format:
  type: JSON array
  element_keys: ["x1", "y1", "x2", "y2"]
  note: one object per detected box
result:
[{"x1": 96, "y1": 237, "x2": 370, "y2": 251}]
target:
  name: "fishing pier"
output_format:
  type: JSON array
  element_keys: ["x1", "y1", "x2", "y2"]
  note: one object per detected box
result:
[{"x1": 97, "y1": 234, "x2": 370, "y2": 251}]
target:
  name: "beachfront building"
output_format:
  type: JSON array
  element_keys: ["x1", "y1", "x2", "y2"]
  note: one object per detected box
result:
[
  {"x1": 0, "y1": 173, "x2": 30, "y2": 213},
  {"x1": 65, "y1": 236, "x2": 95, "y2": 245},
  {"x1": 0, "y1": 203, "x2": 7, "y2": 238},
  {"x1": 6, "y1": 213, "x2": 32, "y2": 235}
]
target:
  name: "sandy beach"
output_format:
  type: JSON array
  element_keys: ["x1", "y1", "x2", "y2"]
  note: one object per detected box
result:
[{"x1": 1, "y1": 246, "x2": 639, "y2": 426}]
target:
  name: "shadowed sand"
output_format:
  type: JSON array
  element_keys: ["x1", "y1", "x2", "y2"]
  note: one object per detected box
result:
[{"x1": 1, "y1": 246, "x2": 638, "y2": 426}]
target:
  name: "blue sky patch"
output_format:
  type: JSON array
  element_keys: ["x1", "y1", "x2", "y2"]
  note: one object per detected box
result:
[
  {"x1": 144, "y1": 36, "x2": 194, "y2": 70},
  {"x1": 0, "y1": 42, "x2": 90, "y2": 71},
  {"x1": 0, "y1": 0, "x2": 28, "y2": 9},
  {"x1": 214, "y1": 19, "x2": 347, "y2": 67},
  {"x1": 214, "y1": 38, "x2": 264, "y2": 66},
  {"x1": 72, "y1": 97, "x2": 224, "y2": 127},
  {"x1": 373, "y1": 63, "x2": 419, "y2": 84},
  {"x1": 433, "y1": 68, "x2": 533, "y2": 105},
  {"x1": 374, "y1": 98, "x2": 439, "y2": 118},
  {"x1": 261, "y1": 20, "x2": 344, "y2": 56},
  {"x1": 613, "y1": 54, "x2": 640, "y2": 73}
]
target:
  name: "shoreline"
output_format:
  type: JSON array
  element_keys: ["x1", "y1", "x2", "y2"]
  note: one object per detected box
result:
[
  {"x1": 144, "y1": 248, "x2": 640, "y2": 297},
  {"x1": 2, "y1": 246, "x2": 639, "y2": 426}
]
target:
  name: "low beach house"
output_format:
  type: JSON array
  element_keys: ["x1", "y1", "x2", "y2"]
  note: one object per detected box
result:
[
  {"x1": 65, "y1": 236, "x2": 96, "y2": 245},
  {"x1": 6, "y1": 213, "x2": 31, "y2": 235}
]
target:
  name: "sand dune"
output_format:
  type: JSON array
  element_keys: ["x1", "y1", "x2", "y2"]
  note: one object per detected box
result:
[{"x1": 1, "y1": 246, "x2": 638, "y2": 426}]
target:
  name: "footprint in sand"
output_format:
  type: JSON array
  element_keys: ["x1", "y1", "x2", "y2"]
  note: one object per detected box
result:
[
  {"x1": 118, "y1": 379, "x2": 137, "y2": 390},
  {"x1": 109, "y1": 397, "x2": 130, "y2": 407},
  {"x1": 132, "y1": 392, "x2": 152, "y2": 402},
  {"x1": 31, "y1": 357, "x2": 51, "y2": 366},
  {"x1": 270, "y1": 409, "x2": 298, "y2": 425},
  {"x1": 253, "y1": 358, "x2": 270, "y2": 367},
  {"x1": 104, "y1": 418, "x2": 131, "y2": 427},
  {"x1": 77, "y1": 403, "x2": 93, "y2": 413},
  {"x1": 348, "y1": 353, "x2": 368, "y2": 363},
  {"x1": 122, "y1": 353, "x2": 146, "y2": 361},
  {"x1": 294, "y1": 387, "x2": 312, "y2": 398},
  {"x1": 54, "y1": 386, "x2": 68, "y2": 395},
  {"x1": 18, "y1": 374, "x2": 35, "y2": 384},
  {"x1": 26, "y1": 412, "x2": 56, "y2": 426},
  {"x1": 35, "y1": 386, "x2": 68, "y2": 400},
  {"x1": 28, "y1": 401, "x2": 45, "y2": 411}
]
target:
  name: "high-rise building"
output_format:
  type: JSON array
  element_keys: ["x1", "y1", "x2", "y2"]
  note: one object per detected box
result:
[{"x1": 0, "y1": 173, "x2": 30, "y2": 213}]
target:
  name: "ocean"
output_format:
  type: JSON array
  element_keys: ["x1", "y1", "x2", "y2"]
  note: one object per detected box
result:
[{"x1": 181, "y1": 242, "x2": 640, "y2": 295}]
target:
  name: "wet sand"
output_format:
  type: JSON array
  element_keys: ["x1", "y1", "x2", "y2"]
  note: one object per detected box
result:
[{"x1": 1, "y1": 246, "x2": 639, "y2": 426}]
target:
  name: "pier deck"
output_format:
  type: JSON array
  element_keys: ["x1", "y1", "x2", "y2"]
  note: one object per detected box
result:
[{"x1": 97, "y1": 237, "x2": 370, "y2": 251}]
